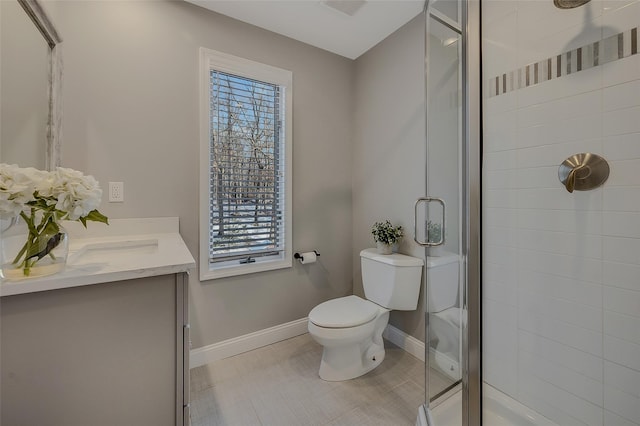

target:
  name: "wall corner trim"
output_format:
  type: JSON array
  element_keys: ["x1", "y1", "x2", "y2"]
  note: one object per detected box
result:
[
  {"x1": 383, "y1": 324, "x2": 426, "y2": 362},
  {"x1": 190, "y1": 317, "x2": 309, "y2": 368}
]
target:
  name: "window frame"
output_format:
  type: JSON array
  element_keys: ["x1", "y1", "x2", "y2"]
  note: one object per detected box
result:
[{"x1": 199, "y1": 48, "x2": 293, "y2": 280}]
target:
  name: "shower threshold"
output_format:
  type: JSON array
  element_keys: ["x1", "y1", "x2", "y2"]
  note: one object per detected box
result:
[{"x1": 418, "y1": 384, "x2": 558, "y2": 426}]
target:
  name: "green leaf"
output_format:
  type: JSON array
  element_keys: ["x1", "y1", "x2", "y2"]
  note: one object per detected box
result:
[
  {"x1": 25, "y1": 219, "x2": 61, "y2": 261},
  {"x1": 41, "y1": 218, "x2": 60, "y2": 237},
  {"x1": 84, "y1": 210, "x2": 109, "y2": 225}
]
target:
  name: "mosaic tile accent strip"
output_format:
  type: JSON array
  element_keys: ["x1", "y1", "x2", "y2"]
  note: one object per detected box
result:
[{"x1": 488, "y1": 27, "x2": 639, "y2": 98}]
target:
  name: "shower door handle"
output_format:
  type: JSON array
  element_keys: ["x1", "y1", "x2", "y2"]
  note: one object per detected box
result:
[{"x1": 414, "y1": 197, "x2": 446, "y2": 247}]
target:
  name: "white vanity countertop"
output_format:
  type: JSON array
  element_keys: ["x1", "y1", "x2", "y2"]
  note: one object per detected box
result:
[{"x1": 1, "y1": 217, "x2": 195, "y2": 297}]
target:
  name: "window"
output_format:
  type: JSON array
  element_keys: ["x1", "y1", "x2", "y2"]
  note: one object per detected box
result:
[{"x1": 199, "y1": 48, "x2": 292, "y2": 280}]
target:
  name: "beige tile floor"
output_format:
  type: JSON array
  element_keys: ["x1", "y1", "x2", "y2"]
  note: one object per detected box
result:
[{"x1": 190, "y1": 333, "x2": 453, "y2": 426}]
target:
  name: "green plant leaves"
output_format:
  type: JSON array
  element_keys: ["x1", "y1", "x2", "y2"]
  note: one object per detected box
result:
[
  {"x1": 24, "y1": 217, "x2": 61, "y2": 261},
  {"x1": 371, "y1": 220, "x2": 404, "y2": 245},
  {"x1": 79, "y1": 210, "x2": 109, "y2": 227}
]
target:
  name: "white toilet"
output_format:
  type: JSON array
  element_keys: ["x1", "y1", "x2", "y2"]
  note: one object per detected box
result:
[
  {"x1": 426, "y1": 251, "x2": 462, "y2": 379},
  {"x1": 308, "y1": 248, "x2": 423, "y2": 381}
]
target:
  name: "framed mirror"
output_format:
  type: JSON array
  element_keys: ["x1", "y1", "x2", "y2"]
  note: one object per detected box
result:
[{"x1": 0, "y1": 0, "x2": 62, "y2": 170}]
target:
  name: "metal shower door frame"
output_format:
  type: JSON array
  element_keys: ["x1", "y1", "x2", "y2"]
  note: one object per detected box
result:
[{"x1": 462, "y1": 0, "x2": 482, "y2": 425}]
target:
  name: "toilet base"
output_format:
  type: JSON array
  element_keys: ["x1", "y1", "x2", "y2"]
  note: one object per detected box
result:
[
  {"x1": 431, "y1": 348, "x2": 461, "y2": 381},
  {"x1": 318, "y1": 339, "x2": 386, "y2": 381},
  {"x1": 310, "y1": 311, "x2": 390, "y2": 381}
]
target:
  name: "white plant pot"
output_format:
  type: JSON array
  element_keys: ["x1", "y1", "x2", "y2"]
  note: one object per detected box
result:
[{"x1": 376, "y1": 242, "x2": 393, "y2": 255}]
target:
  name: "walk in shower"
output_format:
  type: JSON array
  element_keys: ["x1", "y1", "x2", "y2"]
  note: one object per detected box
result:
[{"x1": 422, "y1": 0, "x2": 640, "y2": 425}]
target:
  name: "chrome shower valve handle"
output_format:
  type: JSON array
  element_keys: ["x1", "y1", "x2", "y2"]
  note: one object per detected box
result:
[{"x1": 558, "y1": 153, "x2": 609, "y2": 193}]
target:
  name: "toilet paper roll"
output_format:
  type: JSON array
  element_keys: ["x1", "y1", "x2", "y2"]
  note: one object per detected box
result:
[{"x1": 299, "y1": 251, "x2": 317, "y2": 265}]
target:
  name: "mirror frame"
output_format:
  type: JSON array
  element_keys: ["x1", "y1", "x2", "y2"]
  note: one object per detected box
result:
[{"x1": 17, "y1": 0, "x2": 62, "y2": 170}]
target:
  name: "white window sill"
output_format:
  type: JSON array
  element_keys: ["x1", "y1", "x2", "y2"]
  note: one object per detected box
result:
[{"x1": 200, "y1": 257, "x2": 292, "y2": 281}]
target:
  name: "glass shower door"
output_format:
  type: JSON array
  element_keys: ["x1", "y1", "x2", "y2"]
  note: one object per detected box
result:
[
  {"x1": 420, "y1": 0, "x2": 482, "y2": 424},
  {"x1": 420, "y1": 0, "x2": 465, "y2": 418}
]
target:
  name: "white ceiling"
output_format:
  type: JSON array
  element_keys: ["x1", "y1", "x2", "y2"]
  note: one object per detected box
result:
[{"x1": 185, "y1": 1, "x2": 425, "y2": 59}]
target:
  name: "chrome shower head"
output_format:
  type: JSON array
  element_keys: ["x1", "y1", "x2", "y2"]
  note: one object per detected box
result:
[{"x1": 553, "y1": 0, "x2": 591, "y2": 9}]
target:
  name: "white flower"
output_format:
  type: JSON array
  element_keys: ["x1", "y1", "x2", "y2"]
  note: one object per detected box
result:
[
  {"x1": 40, "y1": 167, "x2": 103, "y2": 220},
  {"x1": 0, "y1": 164, "x2": 39, "y2": 219},
  {"x1": 0, "y1": 164, "x2": 105, "y2": 222},
  {"x1": 1, "y1": 165, "x2": 107, "y2": 277}
]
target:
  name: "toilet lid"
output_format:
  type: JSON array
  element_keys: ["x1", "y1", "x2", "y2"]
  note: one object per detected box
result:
[{"x1": 309, "y1": 295, "x2": 379, "y2": 328}]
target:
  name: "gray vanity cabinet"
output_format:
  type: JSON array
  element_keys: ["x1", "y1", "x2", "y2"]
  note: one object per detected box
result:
[{"x1": 0, "y1": 272, "x2": 190, "y2": 426}]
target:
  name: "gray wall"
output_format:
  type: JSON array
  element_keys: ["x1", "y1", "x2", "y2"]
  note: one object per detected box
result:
[
  {"x1": 55, "y1": 0, "x2": 354, "y2": 349},
  {"x1": 352, "y1": 15, "x2": 427, "y2": 341}
]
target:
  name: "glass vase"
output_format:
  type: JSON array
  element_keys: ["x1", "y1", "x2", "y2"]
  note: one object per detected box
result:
[{"x1": 1, "y1": 214, "x2": 68, "y2": 281}]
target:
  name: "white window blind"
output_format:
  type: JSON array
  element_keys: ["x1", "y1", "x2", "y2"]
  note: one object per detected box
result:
[{"x1": 209, "y1": 70, "x2": 286, "y2": 264}]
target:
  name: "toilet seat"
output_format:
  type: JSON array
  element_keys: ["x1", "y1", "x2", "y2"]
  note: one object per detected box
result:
[{"x1": 309, "y1": 295, "x2": 379, "y2": 328}]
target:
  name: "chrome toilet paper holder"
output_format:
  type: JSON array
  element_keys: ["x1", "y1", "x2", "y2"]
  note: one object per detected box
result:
[{"x1": 294, "y1": 251, "x2": 320, "y2": 262}]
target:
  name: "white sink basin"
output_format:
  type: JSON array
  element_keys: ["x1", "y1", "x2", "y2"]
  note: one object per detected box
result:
[{"x1": 68, "y1": 239, "x2": 159, "y2": 265}]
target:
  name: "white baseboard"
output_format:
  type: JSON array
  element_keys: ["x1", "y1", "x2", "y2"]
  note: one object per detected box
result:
[
  {"x1": 383, "y1": 324, "x2": 426, "y2": 362},
  {"x1": 190, "y1": 320, "x2": 429, "y2": 370},
  {"x1": 190, "y1": 317, "x2": 309, "y2": 368}
]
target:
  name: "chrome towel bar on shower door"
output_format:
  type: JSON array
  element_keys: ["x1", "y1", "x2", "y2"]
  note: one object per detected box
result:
[{"x1": 414, "y1": 197, "x2": 446, "y2": 247}]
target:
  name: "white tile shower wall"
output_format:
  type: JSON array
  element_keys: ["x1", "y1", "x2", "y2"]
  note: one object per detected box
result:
[{"x1": 482, "y1": 1, "x2": 640, "y2": 425}]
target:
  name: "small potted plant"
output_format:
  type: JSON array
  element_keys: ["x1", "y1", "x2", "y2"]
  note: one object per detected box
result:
[{"x1": 371, "y1": 220, "x2": 403, "y2": 254}]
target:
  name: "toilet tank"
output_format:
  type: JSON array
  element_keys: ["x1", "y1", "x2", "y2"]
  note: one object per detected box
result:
[
  {"x1": 360, "y1": 249, "x2": 423, "y2": 311},
  {"x1": 426, "y1": 251, "x2": 460, "y2": 313}
]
